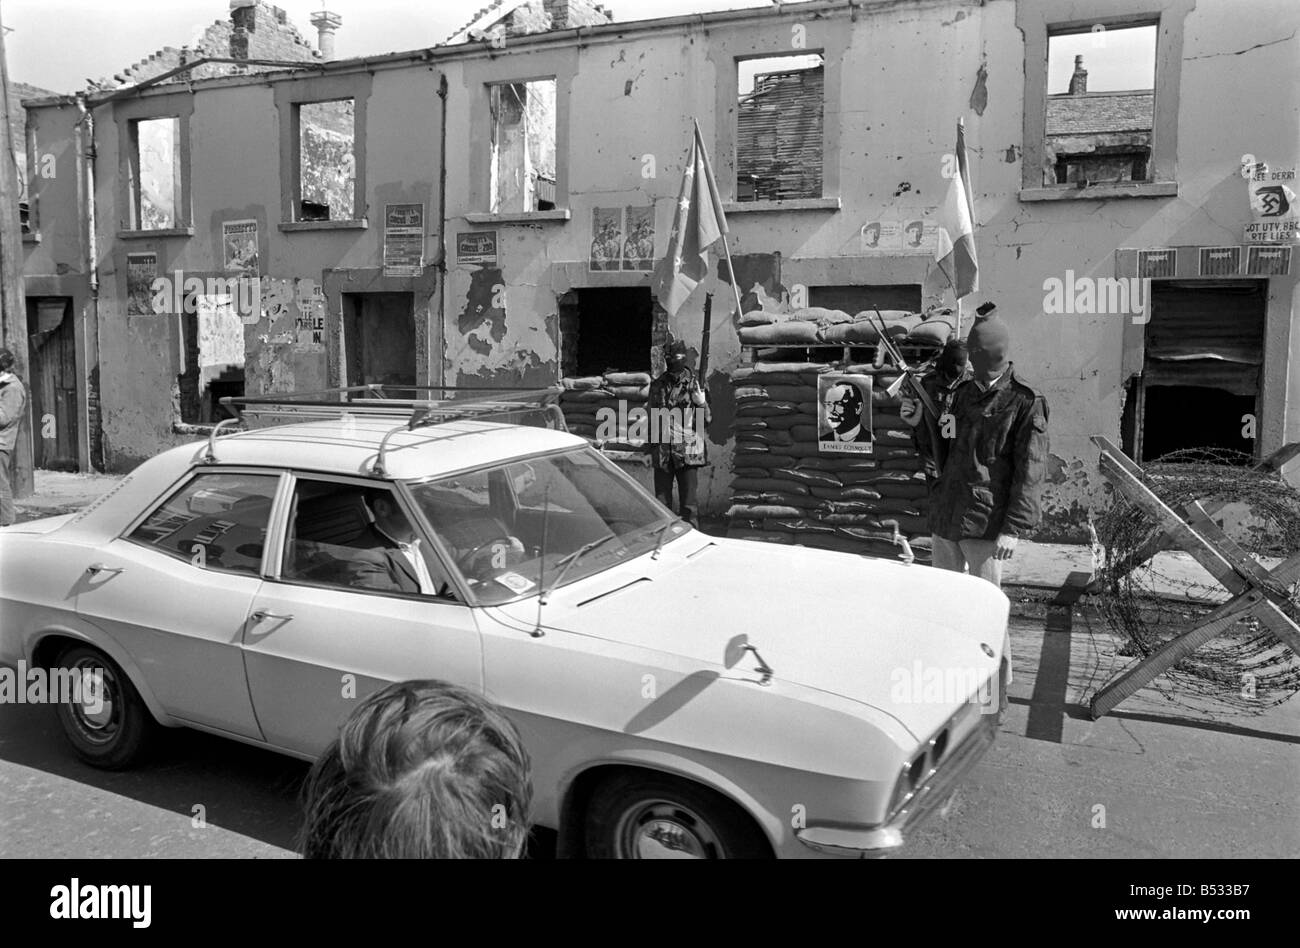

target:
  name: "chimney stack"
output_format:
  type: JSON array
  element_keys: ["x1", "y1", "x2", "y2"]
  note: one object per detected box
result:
[
  {"x1": 310, "y1": 10, "x2": 342, "y2": 60},
  {"x1": 230, "y1": 0, "x2": 254, "y2": 60},
  {"x1": 1069, "y1": 54, "x2": 1088, "y2": 95}
]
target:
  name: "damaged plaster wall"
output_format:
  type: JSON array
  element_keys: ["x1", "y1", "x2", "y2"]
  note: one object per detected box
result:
[{"x1": 438, "y1": 0, "x2": 1299, "y2": 535}]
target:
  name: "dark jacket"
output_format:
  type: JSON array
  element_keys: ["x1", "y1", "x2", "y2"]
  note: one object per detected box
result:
[
  {"x1": 348, "y1": 523, "x2": 422, "y2": 593},
  {"x1": 911, "y1": 365, "x2": 971, "y2": 482},
  {"x1": 916, "y1": 364, "x2": 1049, "y2": 541}
]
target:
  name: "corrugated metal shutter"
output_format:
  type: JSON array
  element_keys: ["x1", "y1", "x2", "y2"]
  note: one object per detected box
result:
[{"x1": 1144, "y1": 280, "x2": 1265, "y2": 396}]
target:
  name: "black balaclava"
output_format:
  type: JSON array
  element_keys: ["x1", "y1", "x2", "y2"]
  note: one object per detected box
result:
[
  {"x1": 665, "y1": 339, "x2": 689, "y2": 374},
  {"x1": 935, "y1": 338, "x2": 968, "y2": 385},
  {"x1": 966, "y1": 314, "x2": 1011, "y2": 381}
]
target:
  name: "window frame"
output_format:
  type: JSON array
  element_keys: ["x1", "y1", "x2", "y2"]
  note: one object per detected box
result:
[
  {"x1": 120, "y1": 467, "x2": 286, "y2": 578},
  {"x1": 462, "y1": 51, "x2": 576, "y2": 223},
  {"x1": 732, "y1": 52, "x2": 828, "y2": 206},
  {"x1": 265, "y1": 471, "x2": 470, "y2": 606},
  {"x1": 274, "y1": 73, "x2": 372, "y2": 231},
  {"x1": 485, "y1": 76, "x2": 560, "y2": 217},
  {"x1": 1017, "y1": 0, "x2": 1194, "y2": 202},
  {"x1": 114, "y1": 93, "x2": 194, "y2": 237}
]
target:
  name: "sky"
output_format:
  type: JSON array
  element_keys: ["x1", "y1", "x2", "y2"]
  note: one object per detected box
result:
[
  {"x1": 3, "y1": 0, "x2": 770, "y2": 93},
  {"x1": 3, "y1": 0, "x2": 1156, "y2": 95}
]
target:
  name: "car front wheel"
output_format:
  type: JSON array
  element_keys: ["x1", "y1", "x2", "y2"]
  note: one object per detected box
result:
[
  {"x1": 53, "y1": 644, "x2": 159, "y2": 770},
  {"x1": 583, "y1": 772, "x2": 772, "y2": 859}
]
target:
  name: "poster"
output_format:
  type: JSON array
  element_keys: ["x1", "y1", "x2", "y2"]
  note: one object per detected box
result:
[
  {"x1": 383, "y1": 203, "x2": 425, "y2": 276},
  {"x1": 126, "y1": 252, "x2": 158, "y2": 316},
  {"x1": 901, "y1": 219, "x2": 939, "y2": 253},
  {"x1": 222, "y1": 219, "x2": 260, "y2": 274},
  {"x1": 818, "y1": 373, "x2": 874, "y2": 454},
  {"x1": 590, "y1": 206, "x2": 623, "y2": 271},
  {"x1": 860, "y1": 220, "x2": 903, "y2": 253},
  {"x1": 622, "y1": 205, "x2": 655, "y2": 271},
  {"x1": 456, "y1": 231, "x2": 498, "y2": 265},
  {"x1": 1244, "y1": 165, "x2": 1298, "y2": 243}
]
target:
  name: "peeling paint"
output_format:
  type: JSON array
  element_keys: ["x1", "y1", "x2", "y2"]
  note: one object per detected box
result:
[
  {"x1": 705, "y1": 368, "x2": 734, "y2": 445},
  {"x1": 969, "y1": 61, "x2": 988, "y2": 116},
  {"x1": 1004, "y1": 144, "x2": 1020, "y2": 163}
]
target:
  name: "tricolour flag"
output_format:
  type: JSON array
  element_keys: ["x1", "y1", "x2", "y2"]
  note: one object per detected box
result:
[
  {"x1": 651, "y1": 121, "x2": 729, "y2": 316},
  {"x1": 934, "y1": 119, "x2": 979, "y2": 299}
]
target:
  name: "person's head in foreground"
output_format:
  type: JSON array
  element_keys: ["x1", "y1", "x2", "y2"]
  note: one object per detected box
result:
[{"x1": 300, "y1": 679, "x2": 532, "y2": 859}]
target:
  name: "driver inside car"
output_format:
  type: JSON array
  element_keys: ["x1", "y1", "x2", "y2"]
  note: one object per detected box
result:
[{"x1": 346, "y1": 492, "x2": 448, "y2": 596}]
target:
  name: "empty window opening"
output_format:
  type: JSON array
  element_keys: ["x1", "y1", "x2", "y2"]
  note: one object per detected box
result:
[
  {"x1": 736, "y1": 54, "x2": 824, "y2": 202},
  {"x1": 298, "y1": 99, "x2": 356, "y2": 221},
  {"x1": 177, "y1": 289, "x2": 246, "y2": 425},
  {"x1": 132, "y1": 117, "x2": 181, "y2": 229},
  {"x1": 343, "y1": 292, "x2": 417, "y2": 389},
  {"x1": 560, "y1": 287, "x2": 654, "y2": 378},
  {"x1": 1124, "y1": 280, "x2": 1264, "y2": 462},
  {"x1": 1045, "y1": 24, "x2": 1155, "y2": 187},
  {"x1": 489, "y1": 79, "x2": 557, "y2": 214}
]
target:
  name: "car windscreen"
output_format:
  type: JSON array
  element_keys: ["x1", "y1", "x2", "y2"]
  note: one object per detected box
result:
[{"x1": 405, "y1": 447, "x2": 688, "y2": 606}]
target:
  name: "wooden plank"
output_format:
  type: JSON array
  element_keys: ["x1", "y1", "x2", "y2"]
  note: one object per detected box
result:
[
  {"x1": 1249, "y1": 598, "x2": 1300, "y2": 657},
  {"x1": 1090, "y1": 592, "x2": 1266, "y2": 719}
]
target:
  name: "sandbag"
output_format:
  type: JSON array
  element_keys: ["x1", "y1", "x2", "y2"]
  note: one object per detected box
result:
[
  {"x1": 808, "y1": 486, "x2": 883, "y2": 501},
  {"x1": 882, "y1": 458, "x2": 925, "y2": 471},
  {"x1": 736, "y1": 401, "x2": 802, "y2": 417},
  {"x1": 876, "y1": 481, "x2": 930, "y2": 500},
  {"x1": 726, "y1": 504, "x2": 804, "y2": 519},
  {"x1": 561, "y1": 376, "x2": 606, "y2": 391},
  {"x1": 761, "y1": 413, "x2": 819, "y2": 431},
  {"x1": 752, "y1": 362, "x2": 831, "y2": 375},
  {"x1": 766, "y1": 443, "x2": 825, "y2": 458},
  {"x1": 787, "y1": 306, "x2": 853, "y2": 325},
  {"x1": 740, "y1": 429, "x2": 794, "y2": 446},
  {"x1": 738, "y1": 310, "x2": 785, "y2": 327},
  {"x1": 773, "y1": 467, "x2": 842, "y2": 488},
  {"x1": 728, "y1": 530, "x2": 795, "y2": 545},
  {"x1": 732, "y1": 476, "x2": 809, "y2": 495},
  {"x1": 762, "y1": 518, "x2": 839, "y2": 535},
  {"x1": 817, "y1": 321, "x2": 879, "y2": 345},
  {"x1": 733, "y1": 467, "x2": 774, "y2": 479},
  {"x1": 603, "y1": 371, "x2": 651, "y2": 386},
  {"x1": 561, "y1": 389, "x2": 615, "y2": 402},
  {"x1": 875, "y1": 429, "x2": 913, "y2": 443},
  {"x1": 730, "y1": 372, "x2": 811, "y2": 387},
  {"x1": 609, "y1": 384, "x2": 650, "y2": 399},
  {"x1": 738, "y1": 322, "x2": 821, "y2": 345},
  {"x1": 790, "y1": 425, "x2": 820, "y2": 442},
  {"x1": 905, "y1": 313, "x2": 958, "y2": 346}
]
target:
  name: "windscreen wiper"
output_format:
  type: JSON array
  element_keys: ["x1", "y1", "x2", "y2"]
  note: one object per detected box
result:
[
  {"x1": 540, "y1": 533, "x2": 617, "y2": 604},
  {"x1": 650, "y1": 518, "x2": 684, "y2": 560}
]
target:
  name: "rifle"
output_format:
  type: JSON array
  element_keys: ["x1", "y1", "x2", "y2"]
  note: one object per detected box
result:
[
  {"x1": 871, "y1": 311, "x2": 948, "y2": 471},
  {"x1": 698, "y1": 293, "x2": 712, "y2": 424}
]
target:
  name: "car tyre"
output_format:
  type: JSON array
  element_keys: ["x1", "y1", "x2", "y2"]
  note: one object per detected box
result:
[
  {"x1": 53, "y1": 644, "x2": 159, "y2": 770},
  {"x1": 583, "y1": 772, "x2": 771, "y2": 859}
]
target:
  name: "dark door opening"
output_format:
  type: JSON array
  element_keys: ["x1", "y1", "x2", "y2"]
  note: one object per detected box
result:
[
  {"x1": 343, "y1": 292, "x2": 417, "y2": 388},
  {"x1": 560, "y1": 287, "x2": 653, "y2": 377},
  {"x1": 25, "y1": 297, "x2": 78, "y2": 471},
  {"x1": 1126, "y1": 280, "x2": 1265, "y2": 462}
]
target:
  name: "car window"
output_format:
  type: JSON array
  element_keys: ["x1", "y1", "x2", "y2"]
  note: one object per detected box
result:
[
  {"x1": 281, "y1": 479, "x2": 459, "y2": 601},
  {"x1": 126, "y1": 472, "x2": 280, "y2": 576},
  {"x1": 408, "y1": 446, "x2": 683, "y2": 606}
]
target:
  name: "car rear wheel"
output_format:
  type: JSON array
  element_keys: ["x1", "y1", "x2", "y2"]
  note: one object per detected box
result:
[
  {"x1": 583, "y1": 773, "x2": 771, "y2": 859},
  {"x1": 53, "y1": 645, "x2": 159, "y2": 770}
]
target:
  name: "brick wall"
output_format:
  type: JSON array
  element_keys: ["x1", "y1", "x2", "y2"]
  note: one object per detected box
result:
[{"x1": 543, "y1": 0, "x2": 615, "y2": 28}]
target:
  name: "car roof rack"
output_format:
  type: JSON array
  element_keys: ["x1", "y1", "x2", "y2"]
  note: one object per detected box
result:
[{"x1": 218, "y1": 385, "x2": 569, "y2": 476}]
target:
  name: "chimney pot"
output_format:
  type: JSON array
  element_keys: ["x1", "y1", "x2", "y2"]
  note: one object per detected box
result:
[
  {"x1": 1069, "y1": 54, "x2": 1088, "y2": 95},
  {"x1": 310, "y1": 10, "x2": 342, "y2": 60}
]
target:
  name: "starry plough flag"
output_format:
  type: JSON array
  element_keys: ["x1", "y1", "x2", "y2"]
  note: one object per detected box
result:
[{"x1": 651, "y1": 121, "x2": 729, "y2": 316}]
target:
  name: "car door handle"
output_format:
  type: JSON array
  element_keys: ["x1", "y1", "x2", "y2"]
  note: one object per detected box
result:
[
  {"x1": 86, "y1": 563, "x2": 124, "y2": 576},
  {"x1": 251, "y1": 610, "x2": 294, "y2": 623}
]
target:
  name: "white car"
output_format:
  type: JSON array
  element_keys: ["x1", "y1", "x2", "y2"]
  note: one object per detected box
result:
[{"x1": 0, "y1": 399, "x2": 1010, "y2": 858}]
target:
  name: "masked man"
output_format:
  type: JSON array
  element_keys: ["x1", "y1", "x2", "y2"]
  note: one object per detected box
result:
[
  {"x1": 648, "y1": 339, "x2": 707, "y2": 526},
  {"x1": 905, "y1": 312, "x2": 1049, "y2": 589},
  {"x1": 0, "y1": 349, "x2": 28, "y2": 527}
]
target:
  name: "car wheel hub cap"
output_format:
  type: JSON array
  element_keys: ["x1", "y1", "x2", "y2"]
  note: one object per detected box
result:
[
  {"x1": 617, "y1": 801, "x2": 720, "y2": 859},
  {"x1": 69, "y1": 661, "x2": 119, "y2": 743}
]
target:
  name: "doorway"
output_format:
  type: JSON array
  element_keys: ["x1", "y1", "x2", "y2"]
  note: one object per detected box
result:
[
  {"x1": 25, "y1": 297, "x2": 79, "y2": 471},
  {"x1": 1123, "y1": 280, "x2": 1265, "y2": 462},
  {"x1": 559, "y1": 287, "x2": 654, "y2": 377},
  {"x1": 342, "y1": 293, "x2": 417, "y2": 388}
]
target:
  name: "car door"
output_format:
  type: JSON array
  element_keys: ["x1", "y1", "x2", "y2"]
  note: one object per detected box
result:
[
  {"x1": 241, "y1": 473, "x2": 483, "y2": 757},
  {"x1": 74, "y1": 468, "x2": 283, "y2": 739}
]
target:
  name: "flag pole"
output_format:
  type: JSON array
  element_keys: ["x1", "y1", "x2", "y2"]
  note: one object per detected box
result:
[{"x1": 692, "y1": 119, "x2": 746, "y2": 322}]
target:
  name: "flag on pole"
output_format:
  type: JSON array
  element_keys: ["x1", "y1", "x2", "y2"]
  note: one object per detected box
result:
[
  {"x1": 651, "y1": 121, "x2": 729, "y2": 316},
  {"x1": 934, "y1": 119, "x2": 979, "y2": 299}
]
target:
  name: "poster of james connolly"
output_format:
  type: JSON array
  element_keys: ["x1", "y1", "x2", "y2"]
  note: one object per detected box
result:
[{"x1": 818, "y1": 373, "x2": 874, "y2": 454}]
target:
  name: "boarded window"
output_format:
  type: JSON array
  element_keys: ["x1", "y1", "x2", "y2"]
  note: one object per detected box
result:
[
  {"x1": 736, "y1": 55, "x2": 824, "y2": 202},
  {"x1": 298, "y1": 99, "x2": 356, "y2": 220},
  {"x1": 1044, "y1": 25, "x2": 1155, "y2": 187},
  {"x1": 489, "y1": 79, "x2": 557, "y2": 213},
  {"x1": 132, "y1": 117, "x2": 182, "y2": 229}
]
